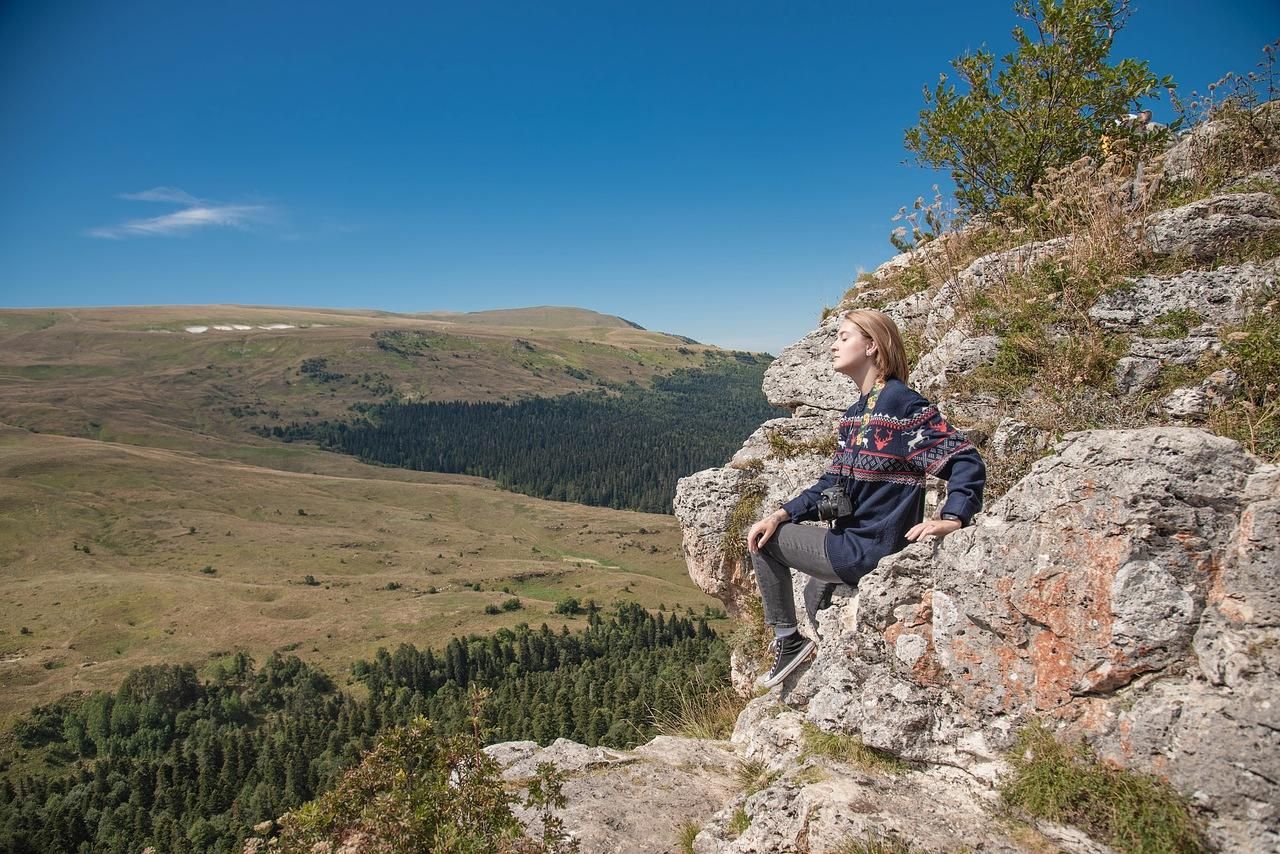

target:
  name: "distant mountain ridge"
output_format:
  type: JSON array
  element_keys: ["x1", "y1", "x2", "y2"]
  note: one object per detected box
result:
[{"x1": 411, "y1": 305, "x2": 655, "y2": 332}]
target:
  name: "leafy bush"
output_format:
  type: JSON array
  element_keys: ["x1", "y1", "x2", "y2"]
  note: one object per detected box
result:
[
  {"x1": 553, "y1": 597, "x2": 582, "y2": 616},
  {"x1": 278, "y1": 716, "x2": 520, "y2": 852},
  {"x1": 905, "y1": 0, "x2": 1173, "y2": 213}
]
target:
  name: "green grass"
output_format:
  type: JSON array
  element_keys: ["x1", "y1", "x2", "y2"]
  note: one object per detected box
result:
[
  {"x1": 727, "y1": 806, "x2": 751, "y2": 838},
  {"x1": 800, "y1": 723, "x2": 909, "y2": 775},
  {"x1": 1207, "y1": 284, "x2": 1280, "y2": 461},
  {"x1": 0, "y1": 364, "x2": 120, "y2": 380},
  {"x1": 1153, "y1": 309, "x2": 1204, "y2": 339},
  {"x1": 790, "y1": 764, "x2": 830, "y2": 785},
  {"x1": 1000, "y1": 722, "x2": 1208, "y2": 854}
]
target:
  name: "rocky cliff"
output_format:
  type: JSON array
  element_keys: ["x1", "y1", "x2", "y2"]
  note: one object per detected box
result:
[
  {"x1": 478, "y1": 130, "x2": 1279, "y2": 853},
  {"x1": 664, "y1": 129, "x2": 1278, "y2": 852}
]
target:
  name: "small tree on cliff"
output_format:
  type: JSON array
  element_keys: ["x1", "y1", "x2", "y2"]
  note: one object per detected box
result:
[{"x1": 905, "y1": 0, "x2": 1174, "y2": 213}]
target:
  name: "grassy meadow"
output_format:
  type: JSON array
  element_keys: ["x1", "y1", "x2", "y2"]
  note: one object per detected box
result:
[{"x1": 0, "y1": 305, "x2": 733, "y2": 723}]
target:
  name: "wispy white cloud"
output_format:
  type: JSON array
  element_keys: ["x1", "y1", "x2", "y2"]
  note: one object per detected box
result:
[
  {"x1": 118, "y1": 186, "x2": 203, "y2": 205},
  {"x1": 88, "y1": 187, "x2": 273, "y2": 239}
]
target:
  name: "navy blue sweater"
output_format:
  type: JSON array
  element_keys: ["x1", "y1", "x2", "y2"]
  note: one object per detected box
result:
[{"x1": 780, "y1": 378, "x2": 985, "y2": 586}]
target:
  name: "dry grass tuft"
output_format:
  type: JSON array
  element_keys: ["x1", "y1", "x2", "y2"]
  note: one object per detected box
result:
[
  {"x1": 649, "y1": 680, "x2": 747, "y2": 741},
  {"x1": 830, "y1": 831, "x2": 918, "y2": 854},
  {"x1": 675, "y1": 821, "x2": 702, "y2": 854},
  {"x1": 728, "y1": 596, "x2": 775, "y2": 672}
]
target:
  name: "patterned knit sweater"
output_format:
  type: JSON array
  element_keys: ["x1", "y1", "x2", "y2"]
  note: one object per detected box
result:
[{"x1": 780, "y1": 378, "x2": 985, "y2": 585}]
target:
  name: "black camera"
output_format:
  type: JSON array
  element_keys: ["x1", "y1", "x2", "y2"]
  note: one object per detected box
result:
[{"x1": 816, "y1": 484, "x2": 853, "y2": 522}]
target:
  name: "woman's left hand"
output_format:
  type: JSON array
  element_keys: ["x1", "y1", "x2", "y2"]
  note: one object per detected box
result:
[{"x1": 905, "y1": 518, "x2": 962, "y2": 542}]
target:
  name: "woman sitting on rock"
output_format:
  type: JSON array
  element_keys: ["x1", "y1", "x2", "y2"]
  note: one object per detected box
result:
[{"x1": 747, "y1": 309, "x2": 985, "y2": 688}]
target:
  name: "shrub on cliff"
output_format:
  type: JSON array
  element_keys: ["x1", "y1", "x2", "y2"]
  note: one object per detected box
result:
[
  {"x1": 277, "y1": 715, "x2": 577, "y2": 853},
  {"x1": 905, "y1": 0, "x2": 1173, "y2": 213}
]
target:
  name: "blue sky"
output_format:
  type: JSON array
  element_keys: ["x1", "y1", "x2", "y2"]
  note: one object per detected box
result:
[{"x1": 2, "y1": 1, "x2": 1276, "y2": 353}]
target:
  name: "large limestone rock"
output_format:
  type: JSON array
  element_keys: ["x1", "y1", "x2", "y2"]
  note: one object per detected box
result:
[
  {"x1": 768, "y1": 427, "x2": 1278, "y2": 853},
  {"x1": 909, "y1": 328, "x2": 999, "y2": 397},
  {"x1": 1161, "y1": 119, "x2": 1232, "y2": 184},
  {"x1": 1160, "y1": 368, "x2": 1239, "y2": 420},
  {"x1": 671, "y1": 141, "x2": 1280, "y2": 853},
  {"x1": 673, "y1": 466, "x2": 757, "y2": 616},
  {"x1": 1127, "y1": 330, "x2": 1221, "y2": 365}
]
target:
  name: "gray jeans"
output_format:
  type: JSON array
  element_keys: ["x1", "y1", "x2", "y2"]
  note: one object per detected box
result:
[{"x1": 750, "y1": 522, "x2": 844, "y2": 634}]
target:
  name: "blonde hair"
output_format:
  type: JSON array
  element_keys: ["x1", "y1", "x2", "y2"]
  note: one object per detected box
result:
[{"x1": 842, "y1": 309, "x2": 910, "y2": 382}]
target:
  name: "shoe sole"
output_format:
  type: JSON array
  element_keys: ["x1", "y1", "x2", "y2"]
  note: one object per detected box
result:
[{"x1": 756, "y1": 639, "x2": 816, "y2": 689}]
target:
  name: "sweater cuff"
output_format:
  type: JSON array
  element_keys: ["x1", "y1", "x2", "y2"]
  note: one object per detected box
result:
[
  {"x1": 939, "y1": 497, "x2": 975, "y2": 527},
  {"x1": 781, "y1": 495, "x2": 815, "y2": 523}
]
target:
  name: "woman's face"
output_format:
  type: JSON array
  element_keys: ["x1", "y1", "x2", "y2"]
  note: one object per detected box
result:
[{"x1": 831, "y1": 318, "x2": 874, "y2": 378}]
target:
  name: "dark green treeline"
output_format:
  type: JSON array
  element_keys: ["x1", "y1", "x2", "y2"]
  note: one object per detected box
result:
[
  {"x1": 272, "y1": 354, "x2": 785, "y2": 513},
  {"x1": 0, "y1": 605, "x2": 726, "y2": 854}
]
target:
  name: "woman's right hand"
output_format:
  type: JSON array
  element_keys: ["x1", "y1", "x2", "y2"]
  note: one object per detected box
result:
[{"x1": 747, "y1": 509, "x2": 789, "y2": 554}]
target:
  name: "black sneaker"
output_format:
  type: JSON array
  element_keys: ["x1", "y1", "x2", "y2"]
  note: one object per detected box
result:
[{"x1": 756, "y1": 634, "x2": 816, "y2": 689}]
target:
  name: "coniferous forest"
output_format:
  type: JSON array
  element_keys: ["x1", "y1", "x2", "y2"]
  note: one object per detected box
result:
[
  {"x1": 0, "y1": 605, "x2": 726, "y2": 854},
  {"x1": 273, "y1": 353, "x2": 784, "y2": 513}
]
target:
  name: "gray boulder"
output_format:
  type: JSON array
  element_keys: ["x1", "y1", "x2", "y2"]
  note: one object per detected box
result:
[
  {"x1": 760, "y1": 314, "x2": 861, "y2": 412},
  {"x1": 910, "y1": 328, "x2": 999, "y2": 397},
  {"x1": 1143, "y1": 192, "x2": 1280, "y2": 260},
  {"x1": 1127, "y1": 331, "x2": 1221, "y2": 365},
  {"x1": 487, "y1": 735, "x2": 741, "y2": 853},
  {"x1": 673, "y1": 466, "x2": 757, "y2": 617},
  {"x1": 1161, "y1": 119, "x2": 1231, "y2": 184},
  {"x1": 1160, "y1": 368, "x2": 1240, "y2": 420},
  {"x1": 1113, "y1": 355, "x2": 1162, "y2": 395},
  {"x1": 1091, "y1": 260, "x2": 1277, "y2": 330}
]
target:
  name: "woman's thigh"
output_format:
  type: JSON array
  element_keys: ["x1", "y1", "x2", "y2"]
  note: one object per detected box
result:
[{"x1": 764, "y1": 524, "x2": 843, "y2": 584}]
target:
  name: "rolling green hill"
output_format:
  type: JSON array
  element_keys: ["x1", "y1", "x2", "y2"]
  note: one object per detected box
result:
[{"x1": 0, "y1": 305, "x2": 764, "y2": 724}]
